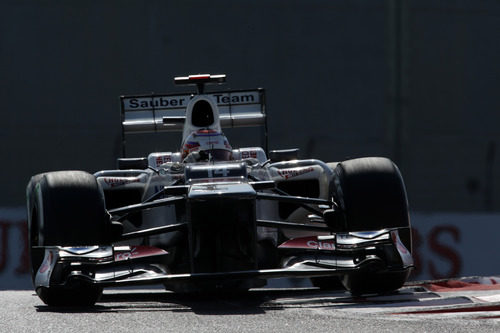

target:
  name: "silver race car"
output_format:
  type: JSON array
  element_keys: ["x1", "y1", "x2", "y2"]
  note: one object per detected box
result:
[{"x1": 26, "y1": 74, "x2": 413, "y2": 306}]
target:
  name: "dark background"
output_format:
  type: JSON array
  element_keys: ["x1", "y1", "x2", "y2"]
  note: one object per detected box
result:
[{"x1": 1, "y1": 0, "x2": 499, "y2": 211}]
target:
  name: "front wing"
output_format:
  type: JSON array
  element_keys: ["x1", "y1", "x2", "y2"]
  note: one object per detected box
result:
[{"x1": 34, "y1": 228, "x2": 413, "y2": 291}]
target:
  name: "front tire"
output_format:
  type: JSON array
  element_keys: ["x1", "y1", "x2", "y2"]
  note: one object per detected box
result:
[
  {"x1": 27, "y1": 171, "x2": 110, "y2": 306},
  {"x1": 332, "y1": 157, "x2": 412, "y2": 295}
]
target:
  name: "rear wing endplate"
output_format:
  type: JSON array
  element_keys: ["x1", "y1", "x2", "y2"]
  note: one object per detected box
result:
[{"x1": 120, "y1": 89, "x2": 266, "y2": 134}]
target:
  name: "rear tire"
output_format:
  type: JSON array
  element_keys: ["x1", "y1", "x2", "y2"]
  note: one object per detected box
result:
[
  {"x1": 27, "y1": 171, "x2": 110, "y2": 306},
  {"x1": 331, "y1": 157, "x2": 412, "y2": 295}
]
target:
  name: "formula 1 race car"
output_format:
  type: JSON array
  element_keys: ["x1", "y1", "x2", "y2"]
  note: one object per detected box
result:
[{"x1": 26, "y1": 74, "x2": 413, "y2": 306}]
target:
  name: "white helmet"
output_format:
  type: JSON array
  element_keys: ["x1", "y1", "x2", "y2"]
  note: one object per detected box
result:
[{"x1": 181, "y1": 130, "x2": 232, "y2": 162}]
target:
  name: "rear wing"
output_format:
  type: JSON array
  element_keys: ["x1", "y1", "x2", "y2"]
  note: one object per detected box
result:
[
  {"x1": 121, "y1": 89, "x2": 266, "y2": 133},
  {"x1": 120, "y1": 88, "x2": 267, "y2": 155}
]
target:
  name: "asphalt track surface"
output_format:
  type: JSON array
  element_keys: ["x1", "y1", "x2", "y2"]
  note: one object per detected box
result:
[{"x1": 3, "y1": 279, "x2": 500, "y2": 333}]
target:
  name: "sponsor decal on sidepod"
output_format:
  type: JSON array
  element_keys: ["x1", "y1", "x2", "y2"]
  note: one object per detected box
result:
[{"x1": 277, "y1": 167, "x2": 315, "y2": 180}]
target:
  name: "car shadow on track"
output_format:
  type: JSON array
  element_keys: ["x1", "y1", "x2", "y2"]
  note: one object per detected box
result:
[{"x1": 35, "y1": 287, "x2": 351, "y2": 315}]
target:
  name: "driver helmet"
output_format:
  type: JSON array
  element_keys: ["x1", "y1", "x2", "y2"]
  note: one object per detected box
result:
[{"x1": 181, "y1": 130, "x2": 232, "y2": 162}]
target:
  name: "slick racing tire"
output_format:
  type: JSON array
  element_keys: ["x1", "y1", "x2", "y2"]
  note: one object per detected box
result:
[
  {"x1": 27, "y1": 171, "x2": 110, "y2": 306},
  {"x1": 331, "y1": 157, "x2": 411, "y2": 295}
]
